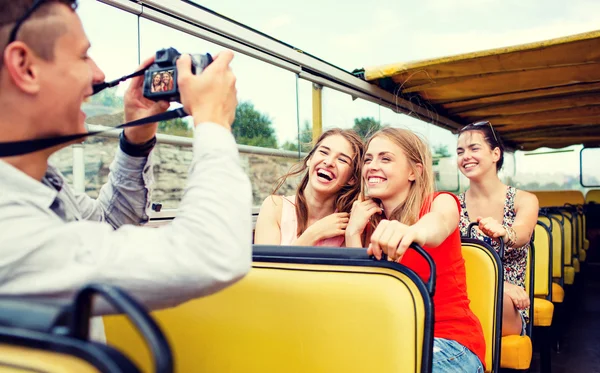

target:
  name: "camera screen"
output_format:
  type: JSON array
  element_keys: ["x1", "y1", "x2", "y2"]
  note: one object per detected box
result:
[{"x1": 150, "y1": 70, "x2": 175, "y2": 93}]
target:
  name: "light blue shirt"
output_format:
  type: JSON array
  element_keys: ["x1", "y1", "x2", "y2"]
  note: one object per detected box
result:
[{"x1": 0, "y1": 123, "x2": 252, "y2": 319}]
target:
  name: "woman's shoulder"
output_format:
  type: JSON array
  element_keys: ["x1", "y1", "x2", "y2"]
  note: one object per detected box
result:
[
  {"x1": 258, "y1": 195, "x2": 291, "y2": 220},
  {"x1": 432, "y1": 192, "x2": 460, "y2": 206},
  {"x1": 512, "y1": 188, "x2": 539, "y2": 210}
]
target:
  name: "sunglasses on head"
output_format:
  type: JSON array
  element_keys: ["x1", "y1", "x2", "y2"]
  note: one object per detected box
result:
[{"x1": 466, "y1": 120, "x2": 500, "y2": 145}]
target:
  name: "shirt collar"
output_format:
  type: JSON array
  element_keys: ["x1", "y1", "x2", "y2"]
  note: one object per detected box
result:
[{"x1": 0, "y1": 160, "x2": 60, "y2": 208}]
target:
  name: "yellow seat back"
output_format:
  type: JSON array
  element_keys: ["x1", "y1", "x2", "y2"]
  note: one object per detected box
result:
[
  {"x1": 532, "y1": 191, "x2": 584, "y2": 207},
  {"x1": 550, "y1": 213, "x2": 572, "y2": 266},
  {"x1": 577, "y1": 212, "x2": 584, "y2": 251},
  {"x1": 462, "y1": 239, "x2": 502, "y2": 373},
  {"x1": 586, "y1": 189, "x2": 600, "y2": 204},
  {"x1": 104, "y1": 251, "x2": 433, "y2": 373},
  {"x1": 540, "y1": 215, "x2": 563, "y2": 281},
  {"x1": 533, "y1": 222, "x2": 552, "y2": 298},
  {"x1": 562, "y1": 211, "x2": 576, "y2": 260},
  {"x1": 0, "y1": 344, "x2": 101, "y2": 373}
]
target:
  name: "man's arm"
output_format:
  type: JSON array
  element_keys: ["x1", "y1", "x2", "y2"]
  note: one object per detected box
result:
[
  {"x1": 73, "y1": 133, "x2": 156, "y2": 228},
  {"x1": 74, "y1": 55, "x2": 171, "y2": 228},
  {"x1": 1, "y1": 123, "x2": 252, "y2": 314}
]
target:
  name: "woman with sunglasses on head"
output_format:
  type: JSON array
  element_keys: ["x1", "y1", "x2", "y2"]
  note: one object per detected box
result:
[
  {"x1": 254, "y1": 128, "x2": 364, "y2": 246},
  {"x1": 346, "y1": 128, "x2": 485, "y2": 372},
  {"x1": 456, "y1": 121, "x2": 539, "y2": 337}
]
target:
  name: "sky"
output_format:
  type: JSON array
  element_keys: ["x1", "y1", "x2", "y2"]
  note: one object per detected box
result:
[{"x1": 76, "y1": 0, "x2": 600, "y2": 186}]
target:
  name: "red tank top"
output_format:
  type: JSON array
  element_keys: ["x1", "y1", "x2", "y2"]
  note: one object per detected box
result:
[{"x1": 399, "y1": 192, "x2": 486, "y2": 369}]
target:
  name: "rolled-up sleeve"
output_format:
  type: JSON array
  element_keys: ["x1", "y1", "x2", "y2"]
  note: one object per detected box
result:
[
  {"x1": 75, "y1": 142, "x2": 155, "y2": 227},
  {"x1": 0, "y1": 123, "x2": 253, "y2": 314}
]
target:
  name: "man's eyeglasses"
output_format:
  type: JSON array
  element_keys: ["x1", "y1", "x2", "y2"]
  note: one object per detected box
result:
[
  {"x1": 7, "y1": 0, "x2": 77, "y2": 45},
  {"x1": 468, "y1": 120, "x2": 500, "y2": 145}
]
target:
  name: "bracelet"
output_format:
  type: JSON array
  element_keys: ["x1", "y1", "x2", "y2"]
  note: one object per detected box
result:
[
  {"x1": 504, "y1": 225, "x2": 517, "y2": 247},
  {"x1": 119, "y1": 131, "x2": 157, "y2": 157}
]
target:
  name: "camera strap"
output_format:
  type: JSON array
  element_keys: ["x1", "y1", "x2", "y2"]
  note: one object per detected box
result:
[
  {"x1": 0, "y1": 67, "x2": 191, "y2": 157},
  {"x1": 92, "y1": 68, "x2": 146, "y2": 95},
  {"x1": 0, "y1": 108, "x2": 189, "y2": 157}
]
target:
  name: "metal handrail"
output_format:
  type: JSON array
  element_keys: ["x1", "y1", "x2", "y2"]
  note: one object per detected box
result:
[{"x1": 86, "y1": 124, "x2": 307, "y2": 159}]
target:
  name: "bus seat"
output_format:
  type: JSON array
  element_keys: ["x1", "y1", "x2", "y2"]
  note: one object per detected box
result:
[
  {"x1": 552, "y1": 282, "x2": 565, "y2": 303},
  {"x1": 586, "y1": 189, "x2": 600, "y2": 204},
  {"x1": 533, "y1": 298, "x2": 554, "y2": 326},
  {"x1": 0, "y1": 343, "x2": 102, "y2": 373},
  {"x1": 0, "y1": 284, "x2": 168, "y2": 373},
  {"x1": 461, "y1": 239, "x2": 503, "y2": 373},
  {"x1": 540, "y1": 215, "x2": 564, "y2": 288},
  {"x1": 532, "y1": 223, "x2": 551, "y2": 301},
  {"x1": 104, "y1": 246, "x2": 435, "y2": 373},
  {"x1": 499, "y1": 335, "x2": 533, "y2": 370},
  {"x1": 532, "y1": 191, "x2": 584, "y2": 208},
  {"x1": 549, "y1": 212, "x2": 575, "y2": 285},
  {"x1": 564, "y1": 267, "x2": 575, "y2": 285},
  {"x1": 530, "y1": 222, "x2": 554, "y2": 371},
  {"x1": 530, "y1": 223, "x2": 554, "y2": 325}
]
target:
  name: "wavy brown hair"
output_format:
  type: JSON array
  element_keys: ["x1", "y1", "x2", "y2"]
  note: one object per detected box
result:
[
  {"x1": 363, "y1": 128, "x2": 435, "y2": 244},
  {"x1": 273, "y1": 128, "x2": 364, "y2": 236}
]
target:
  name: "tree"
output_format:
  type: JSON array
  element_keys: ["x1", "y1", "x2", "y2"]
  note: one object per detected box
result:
[
  {"x1": 353, "y1": 117, "x2": 382, "y2": 140},
  {"x1": 158, "y1": 118, "x2": 193, "y2": 137},
  {"x1": 87, "y1": 88, "x2": 124, "y2": 108},
  {"x1": 232, "y1": 101, "x2": 278, "y2": 148},
  {"x1": 432, "y1": 144, "x2": 451, "y2": 158},
  {"x1": 281, "y1": 120, "x2": 313, "y2": 152}
]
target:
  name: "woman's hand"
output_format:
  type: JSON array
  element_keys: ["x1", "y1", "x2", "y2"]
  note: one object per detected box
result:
[
  {"x1": 504, "y1": 282, "x2": 530, "y2": 310},
  {"x1": 366, "y1": 220, "x2": 426, "y2": 262},
  {"x1": 346, "y1": 198, "x2": 382, "y2": 237},
  {"x1": 477, "y1": 216, "x2": 507, "y2": 241},
  {"x1": 304, "y1": 212, "x2": 349, "y2": 242}
]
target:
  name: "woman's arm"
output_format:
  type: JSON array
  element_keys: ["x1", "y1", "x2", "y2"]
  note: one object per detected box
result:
[
  {"x1": 409, "y1": 193, "x2": 459, "y2": 248},
  {"x1": 253, "y1": 196, "x2": 283, "y2": 245},
  {"x1": 368, "y1": 193, "x2": 458, "y2": 261},
  {"x1": 511, "y1": 190, "x2": 539, "y2": 248}
]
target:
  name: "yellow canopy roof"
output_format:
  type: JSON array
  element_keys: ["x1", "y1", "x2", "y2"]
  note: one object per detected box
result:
[{"x1": 360, "y1": 30, "x2": 600, "y2": 151}]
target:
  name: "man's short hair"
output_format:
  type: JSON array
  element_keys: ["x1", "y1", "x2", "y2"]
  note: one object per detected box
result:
[{"x1": 0, "y1": 0, "x2": 78, "y2": 71}]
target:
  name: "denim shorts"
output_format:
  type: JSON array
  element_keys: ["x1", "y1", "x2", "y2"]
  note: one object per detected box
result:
[
  {"x1": 519, "y1": 311, "x2": 527, "y2": 336},
  {"x1": 432, "y1": 338, "x2": 484, "y2": 373}
]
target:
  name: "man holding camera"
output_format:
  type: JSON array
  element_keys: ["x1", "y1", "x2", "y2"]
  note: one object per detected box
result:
[{"x1": 0, "y1": 0, "x2": 252, "y2": 334}]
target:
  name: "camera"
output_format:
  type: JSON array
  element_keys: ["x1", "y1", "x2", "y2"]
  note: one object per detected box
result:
[{"x1": 143, "y1": 47, "x2": 213, "y2": 102}]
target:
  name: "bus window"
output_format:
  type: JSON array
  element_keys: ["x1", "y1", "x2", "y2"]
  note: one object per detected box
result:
[
  {"x1": 512, "y1": 146, "x2": 585, "y2": 192},
  {"x1": 49, "y1": 0, "x2": 138, "y2": 197},
  {"x1": 581, "y1": 147, "x2": 600, "y2": 187}
]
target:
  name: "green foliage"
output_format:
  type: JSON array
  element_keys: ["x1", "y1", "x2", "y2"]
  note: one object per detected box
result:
[
  {"x1": 87, "y1": 88, "x2": 124, "y2": 108},
  {"x1": 353, "y1": 117, "x2": 382, "y2": 140},
  {"x1": 281, "y1": 121, "x2": 313, "y2": 152},
  {"x1": 158, "y1": 117, "x2": 193, "y2": 137},
  {"x1": 432, "y1": 144, "x2": 451, "y2": 158},
  {"x1": 232, "y1": 101, "x2": 278, "y2": 148}
]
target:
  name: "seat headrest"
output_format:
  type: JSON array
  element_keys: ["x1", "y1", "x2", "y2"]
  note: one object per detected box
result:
[{"x1": 0, "y1": 298, "x2": 71, "y2": 334}]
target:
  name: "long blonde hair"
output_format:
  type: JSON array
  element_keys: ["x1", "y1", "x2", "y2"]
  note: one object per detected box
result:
[
  {"x1": 363, "y1": 128, "x2": 435, "y2": 243},
  {"x1": 273, "y1": 128, "x2": 364, "y2": 236}
]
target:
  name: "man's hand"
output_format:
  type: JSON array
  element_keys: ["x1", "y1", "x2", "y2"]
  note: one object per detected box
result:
[
  {"x1": 177, "y1": 51, "x2": 237, "y2": 130},
  {"x1": 123, "y1": 56, "x2": 170, "y2": 144}
]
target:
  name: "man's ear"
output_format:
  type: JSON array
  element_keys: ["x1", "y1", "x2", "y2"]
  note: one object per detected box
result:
[
  {"x1": 409, "y1": 163, "x2": 423, "y2": 182},
  {"x1": 3, "y1": 42, "x2": 41, "y2": 94}
]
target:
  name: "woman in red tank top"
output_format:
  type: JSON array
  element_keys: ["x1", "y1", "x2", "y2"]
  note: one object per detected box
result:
[{"x1": 345, "y1": 128, "x2": 486, "y2": 372}]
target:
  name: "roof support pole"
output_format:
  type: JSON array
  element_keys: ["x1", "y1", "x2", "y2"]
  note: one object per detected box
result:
[{"x1": 312, "y1": 83, "x2": 323, "y2": 143}]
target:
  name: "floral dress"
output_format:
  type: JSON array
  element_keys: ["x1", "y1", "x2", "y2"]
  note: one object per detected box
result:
[{"x1": 458, "y1": 186, "x2": 530, "y2": 322}]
